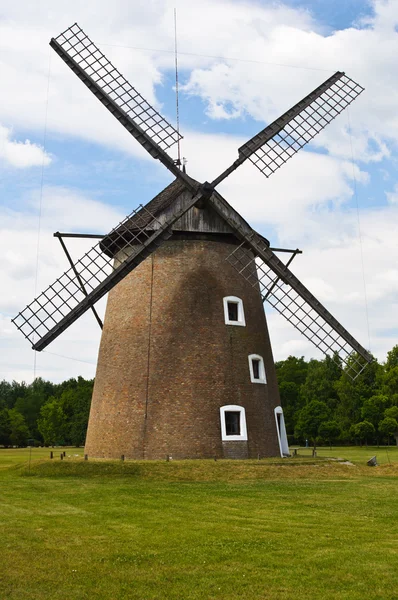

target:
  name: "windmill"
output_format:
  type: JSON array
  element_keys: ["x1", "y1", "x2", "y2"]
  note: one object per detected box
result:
[{"x1": 12, "y1": 23, "x2": 372, "y2": 459}]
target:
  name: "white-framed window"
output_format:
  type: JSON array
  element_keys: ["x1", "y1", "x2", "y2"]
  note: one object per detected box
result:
[
  {"x1": 274, "y1": 406, "x2": 289, "y2": 457},
  {"x1": 220, "y1": 405, "x2": 248, "y2": 441},
  {"x1": 223, "y1": 296, "x2": 246, "y2": 327},
  {"x1": 248, "y1": 354, "x2": 266, "y2": 384}
]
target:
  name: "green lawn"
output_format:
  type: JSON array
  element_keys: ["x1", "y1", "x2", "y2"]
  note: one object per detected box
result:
[
  {"x1": 296, "y1": 444, "x2": 397, "y2": 465},
  {"x1": 0, "y1": 446, "x2": 85, "y2": 470},
  {"x1": 1, "y1": 447, "x2": 398, "y2": 600}
]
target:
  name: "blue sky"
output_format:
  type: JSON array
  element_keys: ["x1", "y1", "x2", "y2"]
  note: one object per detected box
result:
[
  {"x1": 283, "y1": 0, "x2": 374, "y2": 30},
  {"x1": 1, "y1": 0, "x2": 398, "y2": 382}
]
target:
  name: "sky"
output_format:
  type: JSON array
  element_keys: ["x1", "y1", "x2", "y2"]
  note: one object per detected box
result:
[{"x1": 1, "y1": 0, "x2": 398, "y2": 383}]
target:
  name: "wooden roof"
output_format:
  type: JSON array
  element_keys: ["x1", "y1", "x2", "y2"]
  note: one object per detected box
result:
[{"x1": 100, "y1": 176, "x2": 268, "y2": 258}]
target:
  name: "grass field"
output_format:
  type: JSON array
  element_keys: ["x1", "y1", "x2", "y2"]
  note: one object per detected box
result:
[{"x1": 1, "y1": 447, "x2": 398, "y2": 600}]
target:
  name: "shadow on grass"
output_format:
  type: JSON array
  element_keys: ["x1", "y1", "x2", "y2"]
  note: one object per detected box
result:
[{"x1": 18, "y1": 456, "x2": 373, "y2": 483}]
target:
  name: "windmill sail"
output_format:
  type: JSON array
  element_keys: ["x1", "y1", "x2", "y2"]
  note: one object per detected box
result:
[
  {"x1": 211, "y1": 72, "x2": 364, "y2": 187},
  {"x1": 13, "y1": 23, "x2": 369, "y2": 376},
  {"x1": 209, "y1": 190, "x2": 372, "y2": 379},
  {"x1": 12, "y1": 184, "x2": 201, "y2": 351},
  {"x1": 50, "y1": 23, "x2": 188, "y2": 181}
]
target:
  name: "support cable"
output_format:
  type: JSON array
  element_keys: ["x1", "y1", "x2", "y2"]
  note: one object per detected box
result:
[
  {"x1": 100, "y1": 42, "x2": 332, "y2": 73},
  {"x1": 43, "y1": 350, "x2": 97, "y2": 366},
  {"x1": 33, "y1": 51, "x2": 52, "y2": 381}
]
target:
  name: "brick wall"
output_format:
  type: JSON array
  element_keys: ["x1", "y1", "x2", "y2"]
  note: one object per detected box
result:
[
  {"x1": 222, "y1": 441, "x2": 249, "y2": 459},
  {"x1": 85, "y1": 238, "x2": 281, "y2": 459}
]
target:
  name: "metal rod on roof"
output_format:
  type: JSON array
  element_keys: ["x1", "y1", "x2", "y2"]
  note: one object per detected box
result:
[
  {"x1": 174, "y1": 8, "x2": 181, "y2": 167},
  {"x1": 269, "y1": 247, "x2": 302, "y2": 254},
  {"x1": 263, "y1": 250, "x2": 300, "y2": 301},
  {"x1": 54, "y1": 232, "x2": 105, "y2": 239}
]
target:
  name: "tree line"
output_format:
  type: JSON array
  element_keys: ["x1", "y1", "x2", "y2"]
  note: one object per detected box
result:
[
  {"x1": 0, "y1": 376, "x2": 93, "y2": 447},
  {"x1": 1, "y1": 345, "x2": 398, "y2": 448},
  {"x1": 276, "y1": 345, "x2": 398, "y2": 448}
]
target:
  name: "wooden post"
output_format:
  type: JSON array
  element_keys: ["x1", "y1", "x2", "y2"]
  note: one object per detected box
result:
[
  {"x1": 50, "y1": 451, "x2": 53, "y2": 459},
  {"x1": 60, "y1": 453, "x2": 63, "y2": 460},
  {"x1": 84, "y1": 454, "x2": 88, "y2": 461},
  {"x1": 121, "y1": 455, "x2": 125, "y2": 462}
]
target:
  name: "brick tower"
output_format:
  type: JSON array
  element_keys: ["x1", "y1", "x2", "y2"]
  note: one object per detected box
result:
[{"x1": 85, "y1": 179, "x2": 289, "y2": 459}]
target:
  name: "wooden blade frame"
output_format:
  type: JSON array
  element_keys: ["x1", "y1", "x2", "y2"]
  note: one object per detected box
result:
[
  {"x1": 50, "y1": 23, "x2": 190, "y2": 183},
  {"x1": 211, "y1": 72, "x2": 364, "y2": 187},
  {"x1": 208, "y1": 190, "x2": 372, "y2": 379},
  {"x1": 227, "y1": 244, "x2": 368, "y2": 379},
  {"x1": 12, "y1": 189, "x2": 201, "y2": 351}
]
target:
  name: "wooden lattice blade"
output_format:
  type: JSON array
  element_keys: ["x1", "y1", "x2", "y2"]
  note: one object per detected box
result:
[
  {"x1": 12, "y1": 187, "x2": 201, "y2": 351},
  {"x1": 208, "y1": 190, "x2": 371, "y2": 380},
  {"x1": 211, "y1": 72, "x2": 364, "y2": 187},
  {"x1": 50, "y1": 23, "x2": 185, "y2": 180}
]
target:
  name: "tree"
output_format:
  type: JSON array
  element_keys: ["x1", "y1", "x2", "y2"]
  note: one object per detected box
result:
[
  {"x1": 350, "y1": 421, "x2": 375, "y2": 446},
  {"x1": 361, "y1": 395, "x2": 389, "y2": 428},
  {"x1": 278, "y1": 381, "x2": 301, "y2": 435},
  {"x1": 8, "y1": 409, "x2": 29, "y2": 446},
  {"x1": 385, "y1": 346, "x2": 398, "y2": 371},
  {"x1": 0, "y1": 376, "x2": 94, "y2": 448},
  {"x1": 38, "y1": 399, "x2": 67, "y2": 445},
  {"x1": 378, "y1": 417, "x2": 398, "y2": 446},
  {"x1": 59, "y1": 378, "x2": 93, "y2": 446},
  {"x1": 14, "y1": 379, "x2": 53, "y2": 441},
  {"x1": 382, "y1": 408, "x2": 398, "y2": 446},
  {"x1": 275, "y1": 356, "x2": 308, "y2": 386},
  {"x1": 0, "y1": 409, "x2": 11, "y2": 446},
  {"x1": 384, "y1": 406, "x2": 398, "y2": 420},
  {"x1": 294, "y1": 400, "x2": 330, "y2": 451},
  {"x1": 382, "y1": 367, "x2": 398, "y2": 397},
  {"x1": 319, "y1": 421, "x2": 341, "y2": 448},
  {"x1": 276, "y1": 356, "x2": 308, "y2": 435},
  {"x1": 335, "y1": 356, "x2": 381, "y2": 436},
  {"x1": 0, "y1": 380, "x2": 29, "y2": 410},
  {"x1": 300, "y1": 356, "x2": 341, "y2": 408}
]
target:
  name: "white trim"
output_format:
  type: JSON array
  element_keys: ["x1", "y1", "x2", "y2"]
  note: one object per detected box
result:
[
  {"x1": 274, "y1": 406, "x2": 289, "y2": 457},
  {"x1": 223, "y1": 296, "x2": 246, "y2": 327},
  {"x1": 248, "y1": 354, "x2": 267, "y2": 384},
  {"x1": 220, "y1": 405, "x2": 248, "y2": 441}
]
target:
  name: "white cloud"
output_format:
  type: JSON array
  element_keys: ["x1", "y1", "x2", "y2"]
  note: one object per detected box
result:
[
  {"x1": 0, "y1": 124, "x2": 51, "y2": 168},
  {"x1": 386, "y1": 183, "x2": 398, "y2": 205}
]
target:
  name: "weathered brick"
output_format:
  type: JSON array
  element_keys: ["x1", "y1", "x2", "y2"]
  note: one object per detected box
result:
[{"x1": 85, "y1": 238, "x2": 282, "y2": 459}]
